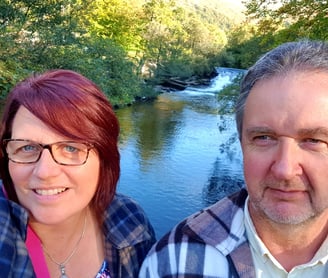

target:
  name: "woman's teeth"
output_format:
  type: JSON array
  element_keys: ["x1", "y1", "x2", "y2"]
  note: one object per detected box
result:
[{"x1": 35, "y1": 188, "x2": 67, "y2": 196}]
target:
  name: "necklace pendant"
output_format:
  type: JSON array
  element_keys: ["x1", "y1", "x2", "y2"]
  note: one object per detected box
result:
[{"x1": 59, "y1": 264, "x2": 69, "y2": 278}]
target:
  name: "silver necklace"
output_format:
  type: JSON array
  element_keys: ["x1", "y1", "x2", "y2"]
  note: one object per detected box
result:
[{"x1": 42, "y1": 213, "x2": 87, "y2": 278}]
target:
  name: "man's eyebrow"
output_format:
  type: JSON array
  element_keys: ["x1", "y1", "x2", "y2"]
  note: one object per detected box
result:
[
  {"x1": 244, "y1": 127, "x2": 275, "y2": 136},
  {"x1": 245, "y1": 127, "x2": 328, "y2": 138},
  {"x1": 298, "y1": 127, "x2": 328, "y2": 137}
]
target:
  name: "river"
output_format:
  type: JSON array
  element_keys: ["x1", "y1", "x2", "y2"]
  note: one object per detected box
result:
[{"x1": 115, "y1": 67, "x2": 245, "y2": 238}]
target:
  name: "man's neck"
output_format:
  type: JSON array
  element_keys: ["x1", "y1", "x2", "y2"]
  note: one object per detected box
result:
[{"x1": 250, "y1": 208, "x2": 328, "y2": 271}]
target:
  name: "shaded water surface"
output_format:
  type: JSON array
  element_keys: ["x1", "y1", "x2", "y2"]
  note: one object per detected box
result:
[{"x1": 116, "y1": 68, "x2": 244, "y2": 238}]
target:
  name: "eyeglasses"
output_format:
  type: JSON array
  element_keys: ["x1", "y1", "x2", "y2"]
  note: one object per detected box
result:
[{"x1": 3, "y1": 139, "x2": 94, "y2": 166}]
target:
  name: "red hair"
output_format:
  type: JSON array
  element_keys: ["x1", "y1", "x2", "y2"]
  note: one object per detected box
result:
[{"x1": 0, "y1": 69, "x2": 120, "y2": 221}]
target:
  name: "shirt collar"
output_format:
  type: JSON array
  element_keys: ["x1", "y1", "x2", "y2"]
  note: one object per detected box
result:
[{"x1": 244, "y1": 197, "x2": 328, "y2": 267}]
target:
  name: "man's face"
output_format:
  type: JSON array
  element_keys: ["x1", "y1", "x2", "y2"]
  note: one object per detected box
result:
[{"x1": 241, "y1": 70, "x2": 328, "y2": 226}]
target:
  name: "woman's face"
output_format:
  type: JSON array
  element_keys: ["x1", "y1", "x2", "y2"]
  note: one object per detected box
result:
[{"x1": 8, "y1": 106, "x2": 100, "y2": 225}]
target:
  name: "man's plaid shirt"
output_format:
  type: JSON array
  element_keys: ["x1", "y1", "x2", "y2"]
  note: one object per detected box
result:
[{"x1": 140, "y1": 188, "x2": 256, "y2": 278}]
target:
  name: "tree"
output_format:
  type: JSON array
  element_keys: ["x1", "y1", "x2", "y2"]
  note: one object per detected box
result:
[
  {"x1": 243, "y1": 0, "x2": 328, "y2": 41},
  {"x1": 0, "y1": 0, "x2": 243, "y2": 104},
  {"x1": 0, "y1": 0, "x2": 151, "y2": 105}
]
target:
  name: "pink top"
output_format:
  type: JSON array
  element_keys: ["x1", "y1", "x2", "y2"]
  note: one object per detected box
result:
[
  {"x1": 26, "y1": 226, "x2": 110, "y2": 277},
  {"x1": 26, "y1": 226, "x2": 51, "y2": 278}
]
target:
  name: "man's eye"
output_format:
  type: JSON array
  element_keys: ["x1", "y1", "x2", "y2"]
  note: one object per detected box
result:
[
  {"x1": 253, "y1": 135, "x2": 272, "y2": 141},
  {"x1": 300, "y1": 138, "x2": 328, "y2": 152},
  {"x1": 250, "y1": 135, "x2": 276, "y2": 147},
  {"x1": 303, "y1": 138, "x2": 321, "y2": 144}
]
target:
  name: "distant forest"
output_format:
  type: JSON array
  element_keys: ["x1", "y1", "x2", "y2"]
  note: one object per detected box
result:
[{"x1": 1, "y1": 0, "x2": 327, "y2": 106}]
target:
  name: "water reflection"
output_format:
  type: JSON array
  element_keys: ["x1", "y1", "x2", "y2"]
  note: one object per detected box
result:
[
  {"x1": 203, "y1": 157, "x2": 244, "y2": 206},
  {"x1": 116, "y1": 68, "x2": 244, "y2": 238}
]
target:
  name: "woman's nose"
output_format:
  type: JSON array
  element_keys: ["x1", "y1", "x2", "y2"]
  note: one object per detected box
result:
[{"x1": 32, "y1": 149, "x2": 61, "y2": 179}]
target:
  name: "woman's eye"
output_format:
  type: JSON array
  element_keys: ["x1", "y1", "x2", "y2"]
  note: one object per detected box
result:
[
  {"x1": 21, "y1": 145, "x2": 38, "y2": 152},
  {"x1": 63, "y1": 145, "x2": 78, "y2": 153}
]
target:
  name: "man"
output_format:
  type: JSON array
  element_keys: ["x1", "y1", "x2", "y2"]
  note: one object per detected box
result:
[{"x1": 139, "y1": 40, "x2": 328, "y2": 277}]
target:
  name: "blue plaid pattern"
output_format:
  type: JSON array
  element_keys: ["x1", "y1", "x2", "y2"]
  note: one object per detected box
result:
[{"x1": 0, "y1": 188, "x2": 155, "y2": 278}]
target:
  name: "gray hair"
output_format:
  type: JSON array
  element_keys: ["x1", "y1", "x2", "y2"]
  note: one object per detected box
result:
[{"x1": 235, "y1": 40, "x2": 328, "y2": 140}]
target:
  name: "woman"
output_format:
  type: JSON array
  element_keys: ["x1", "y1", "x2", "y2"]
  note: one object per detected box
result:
[{"x1": 0, "y1": 69, "x2": 156, "y2": 277}]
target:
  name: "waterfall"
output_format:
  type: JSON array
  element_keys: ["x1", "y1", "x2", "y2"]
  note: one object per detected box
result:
[{"x1": 182, "y1": 67, "x2": 245, "y2": 95}]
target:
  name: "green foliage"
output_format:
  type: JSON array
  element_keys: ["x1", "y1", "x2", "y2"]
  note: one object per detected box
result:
[
  {"x1": 0, "y1": 0, "x2": 148, "y2": 105},
  {"x1": 0, "y1": 0, "x2": 245, "y2": 105},
  {"x1": 0, "y1": 64, "x2": 17, "y2": 99},
  {"x1": 85, "y1": 0, "x2": 144, "y2": 50},
  {"x1": 217, "y1": 74, "x2": 244, "y2": 115},
  {"x1": 243, "y1": 0, "x2": 328, "y2": 40},
  {"x1": 2, "y1": 0, "x2": 328, "y2": 108},
  {"x1": 222, "y1": 0, "x2": 328, "y2": 71},
  {"x1": 136, "y1": 0, "x2": 233, "y2": 83}
]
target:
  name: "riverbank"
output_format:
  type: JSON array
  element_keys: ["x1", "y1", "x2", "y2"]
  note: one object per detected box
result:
[
  {"x1": 112, "y1": 68, "x2": 219, "y2": 109},
  {"x1": 155, "y1": 69, "x2": 218, "y2": 92}
]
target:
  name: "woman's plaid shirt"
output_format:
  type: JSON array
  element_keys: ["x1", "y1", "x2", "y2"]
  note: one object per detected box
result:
[{"x1": 0, "y1": 189, "x2": 156, "y2": 278}]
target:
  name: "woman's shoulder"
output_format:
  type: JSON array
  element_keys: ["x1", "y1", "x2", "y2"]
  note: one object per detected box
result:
[
  {"x1": 103, "y1": 193, "x2": 155, "y2": 247},
  {"x1": 0, "y1": 183, "x2": 33, "y2": 277},
  {"x1": 0, "y1": 182, "x2": 28, "y2": 232},
  {"x1": 109, "y1": 193, "x2": 146, "y2": 216}
]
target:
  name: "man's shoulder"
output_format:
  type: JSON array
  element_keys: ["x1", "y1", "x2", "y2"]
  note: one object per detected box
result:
[
  {"x1": 153, "y1": 188, "x2": 248, "y2": 253},
  {"x1": 183, "y1": 188, "x2": 247, "y2": 243},
  {"x1": 139, "y1": 189, "x2": 249, "y2": 278}
]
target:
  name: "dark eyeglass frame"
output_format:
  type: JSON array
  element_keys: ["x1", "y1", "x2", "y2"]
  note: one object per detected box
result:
[{"x1": 3, "y1": 139, "x2": 94, "y2": 166}]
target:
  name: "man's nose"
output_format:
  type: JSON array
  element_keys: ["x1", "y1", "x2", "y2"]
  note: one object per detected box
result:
[{"x1": 270, "y1": 138, "x2": 303, "y2": 180}]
